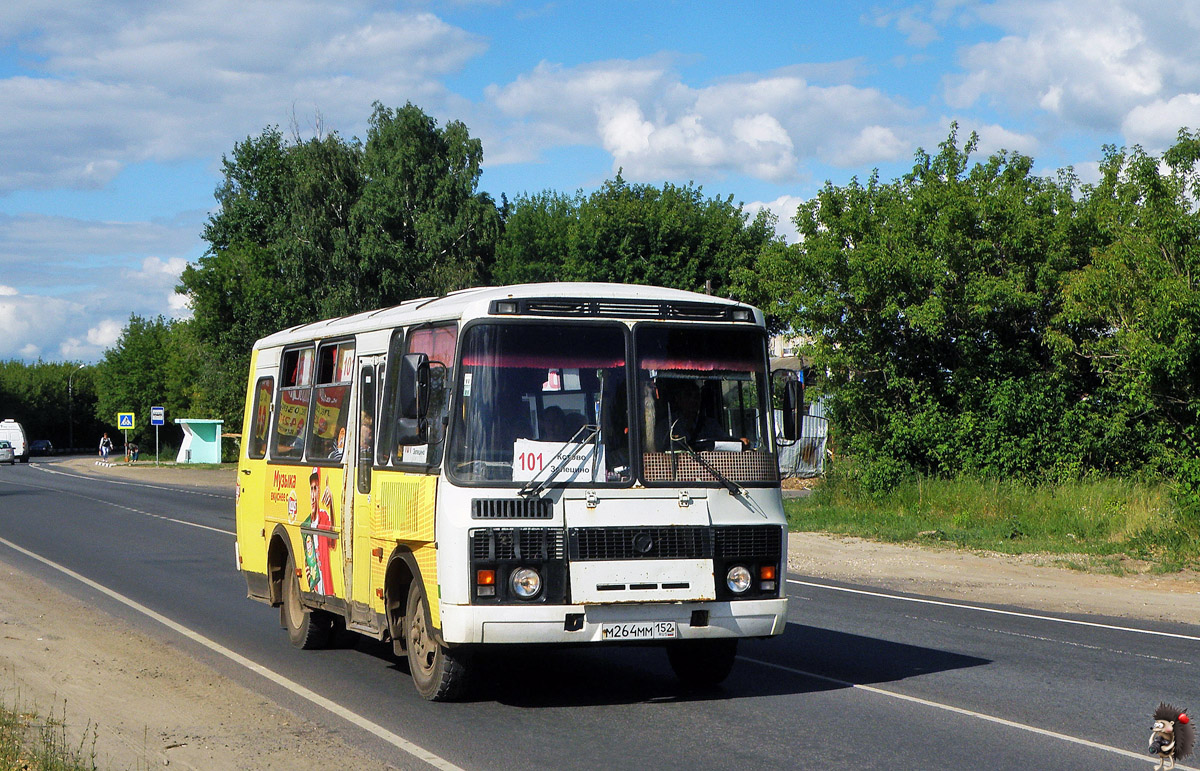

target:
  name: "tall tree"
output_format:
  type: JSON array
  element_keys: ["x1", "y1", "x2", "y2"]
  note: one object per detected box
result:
[
  {"x1": 1060, "y1": 133, "x2": 1200, "y2": 503},
  {"x1": 492, "y1": 175, "x2": 778, "y2": 296},
  {"x1": 751, "y1": 127, "x2": 1108, "y2": 488},
  {"x1": 93, "y1": 315, "x2": 175, "y2": 447},
  {"x1": 350, "y1": 102, "x2": 501, "y2": 306}
]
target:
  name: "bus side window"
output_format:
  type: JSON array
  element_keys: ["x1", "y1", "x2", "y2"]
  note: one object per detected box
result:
[
  {"x1": 273, "y1": 346, "x2": 314, "y2": 460},
  {"x1": 402, "y1": 324, "x2": 457, "y2": 464},
  {"x1": 308, "y1": 341, "x2": 355, "y2": 462},
  {"x1": 357, "y1": 365, "x2": 376, "y2": 494},
  {"x1": 247, "y1": 377, "x2": 274, "y2": 459}
]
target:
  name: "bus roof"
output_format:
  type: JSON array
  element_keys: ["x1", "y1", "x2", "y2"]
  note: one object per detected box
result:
[{"x1": 253, "y1": 282, "x2": 763, "y2": 350}]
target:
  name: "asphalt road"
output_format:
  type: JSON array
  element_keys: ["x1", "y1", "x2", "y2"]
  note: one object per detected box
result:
[{"x1": 1, "y1": 458, "x2": 1196, "y2": 770}]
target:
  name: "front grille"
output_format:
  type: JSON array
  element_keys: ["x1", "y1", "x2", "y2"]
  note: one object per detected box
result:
[
  {"x1": 470, "y1": 528, "x2": 564, "y2": 560},
  {"x1": 569, "y1": 526, "x2": 713, "y2": 561},
  {"x1": 472, "y1": 498, "x2": 554, "y2": 519},
  {"x1": 642, "y1": 451, "x2": 778, "y2": 484},
  {"x1": 714, "y1": 526, "x2": 782, "y2": 558},
  {"x1": 495, "y1": 297, "x2": 752, "y2": 322}
]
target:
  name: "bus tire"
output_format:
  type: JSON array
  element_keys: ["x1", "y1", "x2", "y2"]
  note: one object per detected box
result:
[
  {"x1": 281, "y1": 552, "x2": 332, "y2": 650},
  {"x1": 666, "y1": 638, "x2": 738, "y2": 687},
  {"x1": 405, "y1": 581, "x2": 468, "y2": 701}
]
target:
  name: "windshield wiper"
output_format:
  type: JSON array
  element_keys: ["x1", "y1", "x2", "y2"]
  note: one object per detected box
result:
[
  {"x1": 518, "y1": 424, "x2": 601, "y2": 498},
  {"x1": 668, "y1": 422, "x2": 744, "y2": 497}
]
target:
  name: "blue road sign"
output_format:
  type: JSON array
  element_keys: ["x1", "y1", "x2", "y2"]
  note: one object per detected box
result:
[
  {"x1": 117, "y1": 412, "x2": 135, "y2": 430},
  {"x1": 151, "y1": 406, "x2": 165, "y2": 426}
]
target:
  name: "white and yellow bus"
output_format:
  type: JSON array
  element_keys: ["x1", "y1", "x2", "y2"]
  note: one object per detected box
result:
[{"x1": 235, "y1": 282, "x2": 803, "y2": 700}]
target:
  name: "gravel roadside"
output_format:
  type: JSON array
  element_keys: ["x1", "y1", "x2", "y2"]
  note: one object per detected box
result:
[{"x1": 1, "y1": 458, "x2": 1196, "y2": 769}]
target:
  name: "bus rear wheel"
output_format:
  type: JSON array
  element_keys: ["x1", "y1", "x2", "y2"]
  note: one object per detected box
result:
[
  {"x1": 666, "y1": 638, "x2": 738, "y2": 687},
  {"x1": 281, "y1": 553, "x2": 332, "y2": 650},
  {"x1": 405, "y1": 582, "x2": 468, "y2": 701}
]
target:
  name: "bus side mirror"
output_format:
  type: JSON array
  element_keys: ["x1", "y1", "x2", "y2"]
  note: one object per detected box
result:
[
  {"x1": 773, "y1": 369, "x2": 804, "y2": 442},
  {"x1": 399, "y1": 353, "x2": 430, "y2": 419},
  {"x1": 394, "y1": 353, "x2": 429, "y2": 446}
]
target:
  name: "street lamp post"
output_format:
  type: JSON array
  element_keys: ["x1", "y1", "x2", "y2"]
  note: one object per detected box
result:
[{"x1": 68, "y1": 364, "x2": 85, "y2": 452}]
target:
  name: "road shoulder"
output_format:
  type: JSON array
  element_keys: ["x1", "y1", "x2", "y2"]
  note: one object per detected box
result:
[{"x1": 0, "y1": 552, "x2": 394, "y2": 771}]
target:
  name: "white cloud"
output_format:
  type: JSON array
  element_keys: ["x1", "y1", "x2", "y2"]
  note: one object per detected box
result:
[
  {"x1": 0, "y1": 2, "x2": 488, "y2": 193},
  {"x1": 486, "y1": 59, "x2": 919, "y2": 182},
  {"x1": 944, "y1": 0, "x2": 1200, "y2": 139},
  {"x1": 0, "y1": 212, "x2": 200, "y2": 361},
  {"x1": 745, "y1": 195, "x2": 805, "y2": 244},
  {"x1": 86, "y1": 319, "x2": 124, "y2": 348},
  {"x1": 1123, "y1": 93, "x2": 1200, "y2": 147}
]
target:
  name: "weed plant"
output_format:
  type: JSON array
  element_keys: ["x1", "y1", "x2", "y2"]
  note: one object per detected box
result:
[{"x1": 0, "y1": 697, "x2": 98, "y2": 771}]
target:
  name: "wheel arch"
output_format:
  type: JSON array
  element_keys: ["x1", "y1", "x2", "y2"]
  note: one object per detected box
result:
[
  {"x1": 383, "y1": 547, "x2": 444, "y2": 649},
  {"x1": 267, "y1": 524, "x2": 294, "y2": 607}
]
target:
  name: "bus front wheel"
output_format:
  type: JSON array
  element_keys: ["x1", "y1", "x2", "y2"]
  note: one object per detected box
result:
[
  {"x1": 405, "y1": 582, "x2": 468, "y2": 701},
  {"x1": 281, "y1": 553, "x2": 332, "y2": 650},
  {"x1": 666, "y1": 638, "x2": 738, "y2": 687}
]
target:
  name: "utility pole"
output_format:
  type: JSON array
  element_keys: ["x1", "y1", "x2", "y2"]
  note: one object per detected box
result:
[{"x1": 68, "y1": 363, "x2": 85, "y2": 452}]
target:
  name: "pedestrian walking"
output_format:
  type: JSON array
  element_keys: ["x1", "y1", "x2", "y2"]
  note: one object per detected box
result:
[{"x1": 99, "y1": 432, "x2": 112, "y2": 460}]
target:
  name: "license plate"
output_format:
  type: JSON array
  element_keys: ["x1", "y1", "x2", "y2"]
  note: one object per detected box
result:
[{"x1": 600, "y1": 621, "x2": 678, "y2": 641}]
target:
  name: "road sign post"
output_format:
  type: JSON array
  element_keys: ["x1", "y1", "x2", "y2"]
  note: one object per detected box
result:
[
  {"x1": 151, "y1": 406, "x2": 165, "y2": 465},
  {"x1": 117, "y1": 413, "x2": 135, "y2": 463}
]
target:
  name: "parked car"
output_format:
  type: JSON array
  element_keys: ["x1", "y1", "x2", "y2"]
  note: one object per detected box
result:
[
  {"x1": 0, "y1": 440, "x2": 14, "y2": 464},
  {"x1": 29, "y1": 439, "x2": 54, "y2": 456}
]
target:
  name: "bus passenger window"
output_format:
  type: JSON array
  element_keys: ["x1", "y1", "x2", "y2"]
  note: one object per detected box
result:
[
  {"x1": 273, "y1": 347, "x2": 314, "y2": 459},
  {"x1": 309, "y1": 342, "x2": 354, "y2": 462},
  {"x1": 247, "y1": 377, "x2": 274, "y2": 459}
]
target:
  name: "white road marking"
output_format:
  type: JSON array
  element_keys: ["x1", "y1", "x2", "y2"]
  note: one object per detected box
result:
[
  {"x1": 0, "y1": 476, "x2": 233, "y2": 535},
  {"x1": 0, "y1": 535, "x2": 464, "y2": 771},
  {"x1": 912, "y1": 614, "x2": 1196, "y2": 666},
  {"x1": 739, "y1": 654, "x2": 1196, "y2": 769},
  {"x1": 789, "y1": 578, "x2": 1200, "y2": 643},
  {"x1": 33, "y1": 463, "x2": 233, "y2": 499}
]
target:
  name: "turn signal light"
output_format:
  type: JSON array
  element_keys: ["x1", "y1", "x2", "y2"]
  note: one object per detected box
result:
[
  {"x1": 760, "y1": 564, "x2": 777, "y2": 592},
  {"x1": 477, "y1": 569, "x2": 496, "y2": 597}
]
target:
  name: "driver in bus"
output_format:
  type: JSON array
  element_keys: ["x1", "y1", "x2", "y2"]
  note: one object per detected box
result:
[{"x1": 662, "y1": 380, "x2": 732, "y2": 450}]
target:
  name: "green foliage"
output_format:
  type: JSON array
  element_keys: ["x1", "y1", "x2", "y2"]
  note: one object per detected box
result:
[
  {"x1": 93, "y1": 315, "x2": 195, "y2": 447},
  {"x1": 754, "y1": 125, "x2": 1128, "y2": 488},
  {"x1": 0, "y1": 360, "x2": 101, "y2": 450},
  {"x1": 492, "y1": 175, "x2": 779, "y2": 295},
  {"x1": 788, "y1": 471, "x2": 1197, "y2": 571},
  {"x1": 179, "y1": 102, "x2": 501, "y2": 429},
  {"x1": 1059, "y1": 133, "x2": 1200, "y2": 509},
  {"x1": 351, "y1": 103, "x2": 501, "y2": 306}
]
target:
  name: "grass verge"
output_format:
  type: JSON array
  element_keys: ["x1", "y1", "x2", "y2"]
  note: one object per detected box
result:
[
  {"x1": 0, "y1": 696, "x2": 98, "y2": 771},
  {"x1": 785, "y1": 474, "x2": 1200, "y2": 573}
]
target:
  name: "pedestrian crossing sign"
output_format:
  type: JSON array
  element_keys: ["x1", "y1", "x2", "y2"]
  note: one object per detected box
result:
[{"x1": 118, "y1": 412, "x2": 135, "y2": 430}]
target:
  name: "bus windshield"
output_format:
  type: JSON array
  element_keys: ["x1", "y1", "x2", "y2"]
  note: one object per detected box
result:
[
  {"x1": 636, "y1": 325, "x2": 776, "y2": 485},
  {"x1": 448, "y1": 322, "x2": 631, "y2": 484}
]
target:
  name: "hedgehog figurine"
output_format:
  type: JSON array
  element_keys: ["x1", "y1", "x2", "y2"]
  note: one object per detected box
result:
[{"x1": 1149, "y1": 703, "x2": 1194, "y2": 771}]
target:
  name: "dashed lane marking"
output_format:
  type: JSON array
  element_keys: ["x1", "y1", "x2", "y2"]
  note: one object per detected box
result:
[
  {"x1": 788, "y1": 578, "x2": 1200, "y2": 643},
  {"x1": 738, "y1": 654, "x2": 1196, "y2": 769}
]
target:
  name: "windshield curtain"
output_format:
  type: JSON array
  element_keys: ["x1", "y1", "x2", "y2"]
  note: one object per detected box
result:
[
  {"x1": 448, "y1": 322, "x2": 631, "y2": 485},
  {"x1": 636, "y1": 325, "x2": 776, "y2": 485}
]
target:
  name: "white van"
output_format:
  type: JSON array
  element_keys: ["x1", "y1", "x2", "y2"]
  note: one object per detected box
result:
[{"x1": 0, "y1": 420, "x2": 28, "y2": 463}]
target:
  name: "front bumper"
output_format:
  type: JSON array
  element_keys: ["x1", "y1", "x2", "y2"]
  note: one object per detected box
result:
[{"x1": 439, "y1": 597, "x2": 788, "y2": 645}]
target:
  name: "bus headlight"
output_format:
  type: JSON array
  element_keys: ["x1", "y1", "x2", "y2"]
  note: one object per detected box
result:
[
  {"x1": 510, "y1": 567, "x2": 542, "y2": 599},
  {"x1": 726, "y1": 565, "x2": 752, "y2": 594}
]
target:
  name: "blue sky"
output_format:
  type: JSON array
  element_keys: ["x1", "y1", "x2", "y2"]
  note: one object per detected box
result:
[{"x1": 3, "y1": 0, "x2": 1199, "y2": 362}]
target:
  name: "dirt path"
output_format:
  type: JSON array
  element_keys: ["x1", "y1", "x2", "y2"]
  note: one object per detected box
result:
[{"x1": 1, "y1": 459, "x2": 1196, "y2": 769}]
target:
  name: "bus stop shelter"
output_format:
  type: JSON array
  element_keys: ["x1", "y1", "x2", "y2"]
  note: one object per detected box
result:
[{"x1": 176, "y1": 419, "x2": 223, "y2": 464}]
